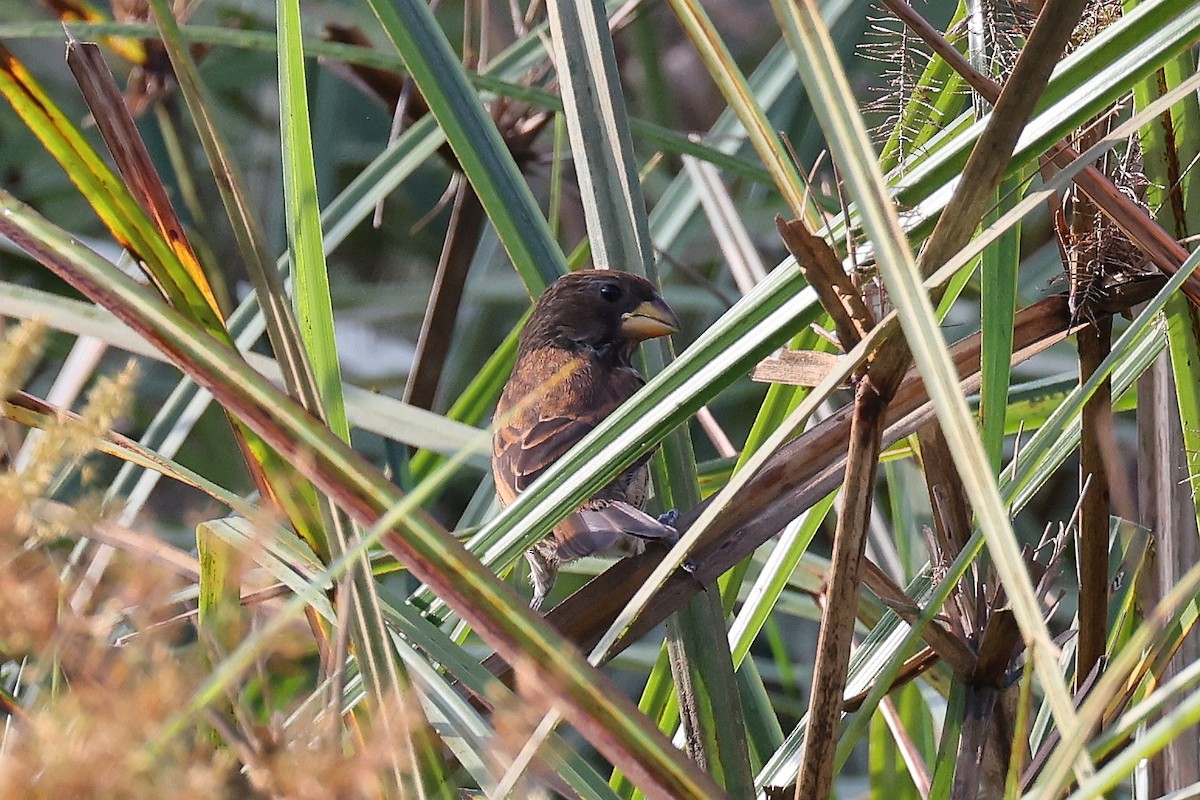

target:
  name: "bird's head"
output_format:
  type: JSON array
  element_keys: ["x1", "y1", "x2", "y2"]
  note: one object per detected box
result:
[{"x1": 519, "y1": 270, "x2": 680, "y2": 360}]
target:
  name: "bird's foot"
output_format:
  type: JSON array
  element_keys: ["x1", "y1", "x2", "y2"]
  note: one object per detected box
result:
[
  {"x1": 651, "y1": 509, "x2": 695, "y2": 571},
  {"x1": 526, "y1": 549, "x2": 557, "y2": 612},
  {"x1": 654, "y1": 509, "x2": 699, "y2": 573}
]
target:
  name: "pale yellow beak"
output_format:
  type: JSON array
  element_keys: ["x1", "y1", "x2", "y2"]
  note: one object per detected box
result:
[{"x1": 620, "y1": 297, "x2": 681, "y2": 341}]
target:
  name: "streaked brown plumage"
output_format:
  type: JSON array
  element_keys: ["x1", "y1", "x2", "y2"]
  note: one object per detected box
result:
[{"x1": 493, "y1": 270, "x2": 682, "y2": 609}]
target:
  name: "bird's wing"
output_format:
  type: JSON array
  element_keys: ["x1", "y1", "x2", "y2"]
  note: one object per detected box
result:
[
  {"x1": 508, "y1": 414, "x2": 597, "y2": 492},
  {"x1": 494, "y1": 360, "x2": 644, "y2": 500}
]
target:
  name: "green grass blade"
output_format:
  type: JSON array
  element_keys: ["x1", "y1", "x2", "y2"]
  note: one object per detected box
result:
[
  {"x1": 892, "y1": 0, "x2": 1200, "y2": 214},
  {"x1": 1166, "y1": 293, "x2": 1200, "y2": 530},
  {"x1": 364, "y1": 0, "x2": 566, "y2": 294},
  {"x1": 277, "y1": 0, "x2": 346, "y2": 439},
  {"x1": 546, "y1": 0, "x2": 653, "y2": 271},
  {"x1": 978, "y1": 173, "x2": 1024, "y2": 471}
]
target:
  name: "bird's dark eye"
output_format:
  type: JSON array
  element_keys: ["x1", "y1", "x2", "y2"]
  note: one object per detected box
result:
[{"x1": 599, "y1": 283, "x2": 622, "y2": 302}]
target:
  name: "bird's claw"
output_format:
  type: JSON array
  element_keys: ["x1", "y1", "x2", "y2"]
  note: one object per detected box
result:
[{"x1": 653, "y1": 509, "x2": 694, "y2": 572}]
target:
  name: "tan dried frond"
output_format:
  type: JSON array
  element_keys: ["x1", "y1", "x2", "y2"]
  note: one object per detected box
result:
[
  {"x1": 0, "y1": 499, "x2": 60, "y2": 659},
  {"x1": 0, "y1": 643, "x2": 234, "y2": 800},
  {"x1": 481, "y1": 655, "x2": 555, "y2": 799}
]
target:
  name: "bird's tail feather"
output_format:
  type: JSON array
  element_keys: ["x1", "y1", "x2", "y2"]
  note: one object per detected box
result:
[{"x1": 553, "y1": 502, "x2": 679, "y2": 561}]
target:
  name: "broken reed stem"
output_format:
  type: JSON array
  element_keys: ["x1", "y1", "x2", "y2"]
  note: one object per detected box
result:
[
  {"x1": 794, "y1": 378, "x2": 886, "y2": 800},
  {"x1": 403, "y1": 182, "x2": 485, "y2": 412},
  {"x1": 775, "y1": 215, "x2": 875, "y2": 349},
  {"x1": 1076, "y1": 314, "x2": 1113, "y2": 689},
  {"x1": 1072, "y1": 105, "x2": 1114, "y2": 688}
]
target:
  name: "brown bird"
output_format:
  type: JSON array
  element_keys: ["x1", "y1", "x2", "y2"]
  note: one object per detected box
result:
[{"x1": 493, "y1": 270, "x2": 682, "y2": 609}]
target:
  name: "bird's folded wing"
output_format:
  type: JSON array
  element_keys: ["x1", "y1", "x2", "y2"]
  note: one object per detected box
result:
[
  {"x1": 495, "y1": 361, "x2": 645, "y2": 496},
  {"x1": 510, "y1": 415, "x2": 596, "y2": 491}
]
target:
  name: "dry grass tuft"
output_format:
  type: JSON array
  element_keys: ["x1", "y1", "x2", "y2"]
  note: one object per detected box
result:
[
  {"x1": 0, "y1": 328, "x2": 232, "y2": 797},
  {"x1": 238, "y1": 698, "x2": 425, "y2": 800},
  {"x1": 0, "y1": 642, "x2": 234, "y2": 800},
  {"x1": 0, "y1": 323, "x2": 416, "y2": 798}
]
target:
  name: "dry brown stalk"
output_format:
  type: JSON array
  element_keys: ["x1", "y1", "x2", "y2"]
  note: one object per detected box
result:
[
  {"x1": 775, "y1": 216, "x2": 876, "y2": 350},
  {"x1": 795, "y1": 376, "x2": 887, "y2": 799},
  {"x1": 1076, "y1": 314, "x2": 1113, "y2": 688}
]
